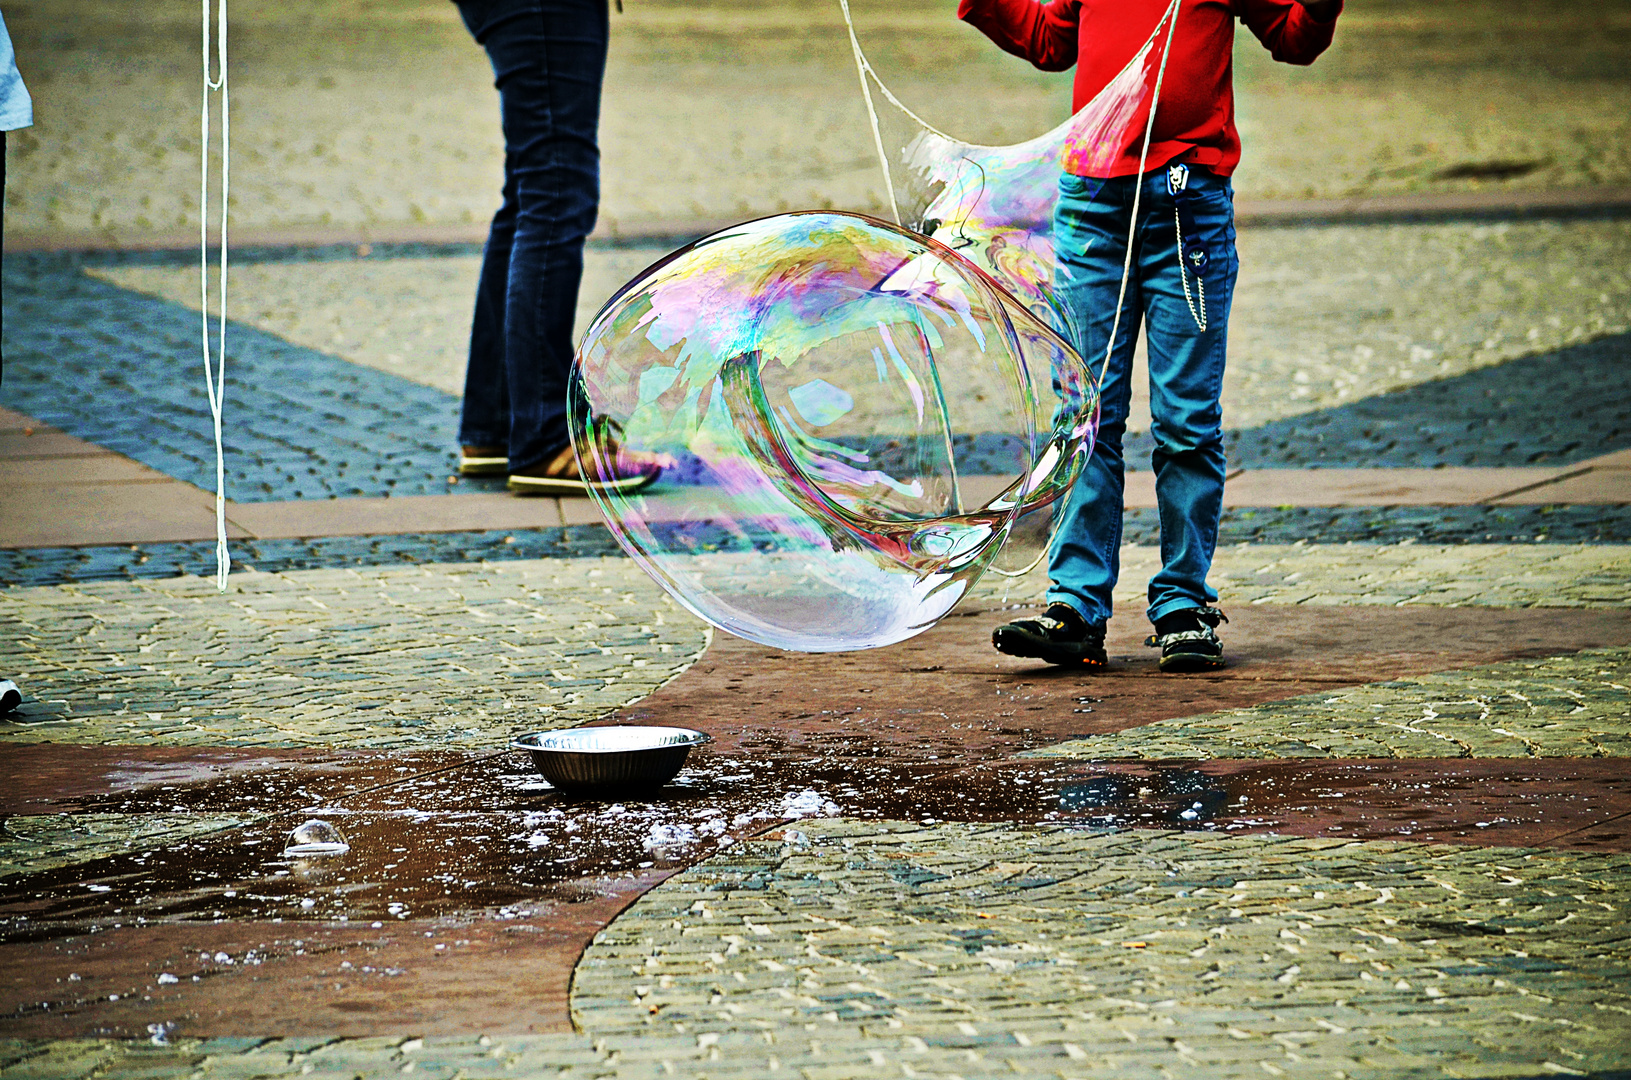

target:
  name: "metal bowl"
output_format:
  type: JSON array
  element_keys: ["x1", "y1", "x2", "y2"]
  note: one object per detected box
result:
[{"x1": 511, "y1": 726, "x2": 711, "y2": 795}]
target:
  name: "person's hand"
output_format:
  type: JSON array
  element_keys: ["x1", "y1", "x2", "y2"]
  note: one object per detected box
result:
[{"x1": 1292, "y1": 0, "x2": 1341, "y2": 21}]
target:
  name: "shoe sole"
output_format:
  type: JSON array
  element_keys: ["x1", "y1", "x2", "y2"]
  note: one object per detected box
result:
[
  {"x1": 507, "y1": 472, "x2": 658, "y2": 497},
  {"x1": 992, "y1": 627, "x2": 1107, "y2": 668},
  {"x1": 459, "y1": 456, "x2": 509, "y2": 476},
  {"x1": 1159, "y1": 651, "x2": 1225, "y2": 673}
]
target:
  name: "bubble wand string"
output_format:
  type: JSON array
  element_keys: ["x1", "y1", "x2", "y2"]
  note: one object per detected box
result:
[
  {"x1": 838, "y1": 0, "x2": 901, "y2": 227},
  {"x1": 838, "y1": 0, "x2": 1183, "y2": 394},
  {"x1": 1100, "y1": 0, "x2": 1181, "y2": 392},
  {"x1": 201, "y1": 0, "x2": 230, "y2": 591}
]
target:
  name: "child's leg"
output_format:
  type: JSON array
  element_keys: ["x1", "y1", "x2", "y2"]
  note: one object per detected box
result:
[
  {"x1": 1137, "y1": 167, "x2": 1238, "y2": 623},
  {"x1": 1045, "y1": 173, "x2": 1143, "y2": 627}
]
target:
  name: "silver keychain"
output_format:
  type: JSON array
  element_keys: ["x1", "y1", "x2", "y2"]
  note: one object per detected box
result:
[{"x1": 1167, "y1": 163, "x2": 1207, "y2": 332}]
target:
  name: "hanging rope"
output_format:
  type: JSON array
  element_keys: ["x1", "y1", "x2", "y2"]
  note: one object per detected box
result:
[{"x1": 201, "y1": 0, "x2": 230, "y2": 591}]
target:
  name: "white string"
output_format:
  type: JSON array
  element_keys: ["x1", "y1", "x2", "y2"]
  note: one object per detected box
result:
[
  {"x1": 837, "y1": 0, "x2": 1183, "y2": 393},
  {"x1": 837, "y1": 0, "x2": 901, "y2": 226},
  {"x1": 201, "y1": 0, "x2": 230, "y2": 591},
  {"x1": 1097, "y1": 0, "x2": 1182, "y2": 391}
]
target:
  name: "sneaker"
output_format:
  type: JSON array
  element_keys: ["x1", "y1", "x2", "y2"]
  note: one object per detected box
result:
[
  {"x1": 458, "y1": 445, "x2": 509, "y2": 476},
  {"x1": 1145, "y1": 608, "x2": 1228, "y2": 672},
  {"x1": 508, "y1": 440, "x2": 661, "y2": 496},
  {"x1": 992, "y1": 603, "x2": 1108, "y2": 668}
]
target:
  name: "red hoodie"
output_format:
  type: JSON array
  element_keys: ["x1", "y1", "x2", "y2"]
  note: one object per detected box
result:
[{"x1": 958, "y1": 0, "x2": 1341, "y2": 177}]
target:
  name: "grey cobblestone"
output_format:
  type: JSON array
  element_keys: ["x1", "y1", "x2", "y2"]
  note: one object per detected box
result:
[
  {"x1": 78, "y1": 222, "x2": 1631, "y2": 470},
  {"x1": 0, "y1": 558, "x2": 708, "y2": 749},
  {"x1": 1027, "y1": 647, "x2": 1631, "y2": 761},
  {"x1": 0, "y1": 528, "x2": 625, "y2": 589},
  {"x1": 1, "y1": 255, "x2": 474, "y2": 502}
]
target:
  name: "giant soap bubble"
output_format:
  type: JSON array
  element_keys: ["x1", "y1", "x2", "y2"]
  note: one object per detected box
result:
[
  {"x1": 569, "y1": 0, "x2": 1182, "y2": 652},
  {"x1": 570, "y1": 213, "x2": 1094, "y2": 651}
]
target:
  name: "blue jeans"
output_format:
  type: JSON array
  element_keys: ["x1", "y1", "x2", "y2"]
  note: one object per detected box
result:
[
  {"x1": 1047, "y1": 166, "x2": 1238, "y2": 627},
  {"x1": 454, "y1": 0, "x2": 607, "y2": 472}
]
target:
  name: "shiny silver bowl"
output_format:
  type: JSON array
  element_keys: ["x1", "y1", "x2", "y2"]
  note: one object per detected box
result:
[{"x1": 511, "y1": 726, "x2": 711, "y2": 794}]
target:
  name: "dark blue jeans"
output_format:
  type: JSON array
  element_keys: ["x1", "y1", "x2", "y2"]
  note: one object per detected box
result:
[
  {"x1": 454, "y1": 0, "x2": 608, "y2": 472},
  {"x1": 1048, "y1": 166, "x2": 1238, "y2": 626}
]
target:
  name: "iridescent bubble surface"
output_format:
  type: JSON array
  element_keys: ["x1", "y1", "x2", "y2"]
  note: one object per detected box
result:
[{"x1": 571, "y1": 213, "x2": 1092, "y2": 651}]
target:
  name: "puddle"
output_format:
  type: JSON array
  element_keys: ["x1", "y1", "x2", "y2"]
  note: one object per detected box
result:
[{"x1": 2, "y1": 747, "x2": 1625, "y2": 944}]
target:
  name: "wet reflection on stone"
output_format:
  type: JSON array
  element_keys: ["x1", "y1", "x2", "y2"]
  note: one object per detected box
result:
[
  {"x1": 1048, "y1": 758, "x2": 1631, "y2": 844},
  {"x1": 1, "y1": 747, "x2": 1626, "y2": 945}
]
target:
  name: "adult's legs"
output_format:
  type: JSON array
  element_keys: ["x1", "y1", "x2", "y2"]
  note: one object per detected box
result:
[
  {"x1": 458, "y1": 152, "x2": 515, "y2": 452},
  {"x1": 1046, "y1": 173, "x2": 1143, "y2": 627},
  {"x1": 455, "y1": 0, "x2": 608, "y2": 471},
  {"x1": 1136, "y1": 166, "x2": 1237, "y2": 623}
]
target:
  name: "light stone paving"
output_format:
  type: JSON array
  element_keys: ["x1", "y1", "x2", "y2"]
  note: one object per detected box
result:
[
  {"x1": 1029, "y1": 646, "x2": 1631, "y2": 762},
  {"x1": 0, "y1": 814, "x2": 247, "y2": 881},
  {"x1": 9, "y1": 824, "x2": 1626, "y2": 1078},
  {"x1": 0, "y1": 558, "x2": 708, "y2": 750},
  {"x1": 10, "y1": 0, "x2": 1629, "y2": 242},
  {"x1": 0, "y1": 544, "x2": 1622, "y2": 750},
  {"x1": 569, "y1": 824, "x2": 1631, "y2": 1078},
  {"x1": 86, "y1": 219, "x2": 1631, "y2": 432},
  {"x1": 976, "y1": 543, "x2": 1631, "y2": 612}
]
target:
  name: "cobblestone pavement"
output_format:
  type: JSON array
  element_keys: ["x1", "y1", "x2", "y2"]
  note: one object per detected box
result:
[
  {"x1": 1029, "y1": 646, "x2": 1631, "y2": 762},
  {"x1": 72, "y1": 219, "x2": 1631, "y2": 450},
  {"x1": 4, "y1": 825, "x2": 1627, "y2": 1079},
  {"x1": 8, "y1": 0, "x2": 1629, "y2": 243},
  {"x1": 6, "y1": 224, "x2": 1630, "y2": 505},
  {"x1": 1, "y1": 542, "x2": 1623, "y2": 747},
  {"x1": 6, "y1": 515, "x2": 1631, "y2": 590},
  {"x1": 0, "y1": 527, "x2": 625, "y2": 588},
  {"x1": 572, "y1": 824, "x2": 1631, "y2": 1078},
  {"x1": 0, "y1": 255, "x2": 473, "y2": 502},
  {"x1": 0, "y1": 558, "x2": 708, "y2": 749},
  {"x1": 974, "y1": 541, "x2": 1631, "y2": 613}
]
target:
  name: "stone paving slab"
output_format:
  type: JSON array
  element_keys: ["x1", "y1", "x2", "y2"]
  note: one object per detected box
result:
[
  {"x1": 563, "y1": 823, "x2": 1631, "y2": 1079},
  {"x1": 1028, "y1": 647, "x2": 1631, "y2": 762},
  {"x1": 0, "y1": 558, "x2": 708, "y2": 749}
]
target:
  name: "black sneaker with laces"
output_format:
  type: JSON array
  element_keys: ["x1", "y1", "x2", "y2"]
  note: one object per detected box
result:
[
  {"x1": 992, "y1": 603, "x2": 1108, "y2": 668},
  {"x1": 1145, "y1": 608, "x2": 1228, "y2": 672}
]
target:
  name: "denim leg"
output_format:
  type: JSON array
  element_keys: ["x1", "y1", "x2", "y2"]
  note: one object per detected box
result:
[
  {"x1": 1139, "y1": 169, "x2": 1237, "y2": 622},
  {"x1": 458, "y1": 163, "x2": 515, "y2": 448},
  {"x1": 454, "y1": 0, "x2": 607, "y2": 470},
  {"x1": 1045, "y1": 174, "x2": 1141, "y2": 627}
]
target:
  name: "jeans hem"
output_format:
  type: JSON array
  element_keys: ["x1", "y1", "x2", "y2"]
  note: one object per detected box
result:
[{"x1": 1146, "y1": 596, "x2": 1215, "y2": 624}]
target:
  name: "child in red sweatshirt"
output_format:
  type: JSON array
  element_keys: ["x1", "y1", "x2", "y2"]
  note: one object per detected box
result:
[{"x1": 971, "y1": 0, "x2": 1342, "y2": 671}]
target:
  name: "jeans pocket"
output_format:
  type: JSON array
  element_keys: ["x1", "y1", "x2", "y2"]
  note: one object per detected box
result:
[{"x1": 1058, "y1": 172, "x2": 1094, "y2": 196}]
